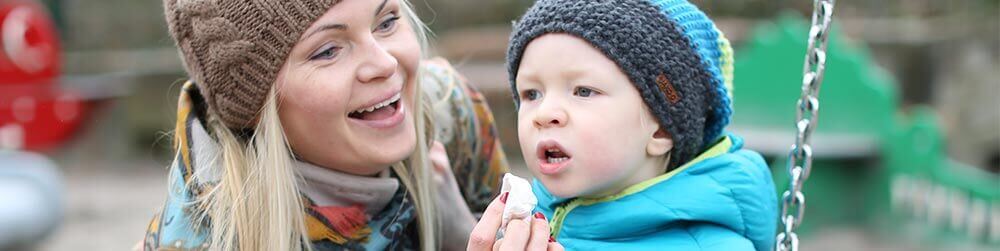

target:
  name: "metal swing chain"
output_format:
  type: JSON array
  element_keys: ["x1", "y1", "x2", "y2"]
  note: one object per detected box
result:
[{"x1": 775, "y1": 1, "x2": 836, "y2": 251}]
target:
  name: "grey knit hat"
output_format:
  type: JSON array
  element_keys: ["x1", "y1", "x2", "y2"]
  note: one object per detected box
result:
[
  {"x1": 507, "y1": 0, "x2": 735, "y2": 169},
  {"x1": 164, "y1": 0, "x2": 338, "y2": 129}
]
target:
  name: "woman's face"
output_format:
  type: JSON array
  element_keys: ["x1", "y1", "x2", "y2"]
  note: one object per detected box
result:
[{"x1": 276, "y1": 0, "x2": 420, "y2": 176}]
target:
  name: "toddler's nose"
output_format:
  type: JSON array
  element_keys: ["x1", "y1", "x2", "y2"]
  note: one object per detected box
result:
[{"x1": 533, "y1": 101, "x2": 567, "y2": 129}]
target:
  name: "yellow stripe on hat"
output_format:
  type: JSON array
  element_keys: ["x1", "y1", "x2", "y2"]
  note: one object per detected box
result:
[{"x1": 716, "y1": 29, "x2": 735, "y2": 100}]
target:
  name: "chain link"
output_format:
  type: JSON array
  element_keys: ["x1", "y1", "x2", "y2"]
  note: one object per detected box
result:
[{"x1": 776, "y1": 1, "x2": 836, "y2": 251}]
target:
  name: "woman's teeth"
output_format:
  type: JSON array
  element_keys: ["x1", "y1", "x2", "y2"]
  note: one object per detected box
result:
[{"x1": 353, "y1": 93, "x2": 400, "y2": 114}]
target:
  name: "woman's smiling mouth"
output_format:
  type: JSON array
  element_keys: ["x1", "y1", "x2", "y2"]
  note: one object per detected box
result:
[{"x1": 348, "y1": 91, "x2": 405, "y2": 129}]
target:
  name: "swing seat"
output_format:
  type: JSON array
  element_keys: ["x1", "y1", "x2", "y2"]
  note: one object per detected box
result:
[{"x1": 731, "y1": 128, "x2": 879, "y2": 159}]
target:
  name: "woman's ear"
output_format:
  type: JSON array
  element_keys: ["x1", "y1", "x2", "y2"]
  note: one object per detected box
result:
[{"x1": 646, "y1": 128, "x2": 673, "y2": 156}]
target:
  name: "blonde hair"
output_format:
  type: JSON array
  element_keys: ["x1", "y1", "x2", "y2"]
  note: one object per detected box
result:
[{"x1": 171, "y1": 1, "x2": 440, "y2": 250}]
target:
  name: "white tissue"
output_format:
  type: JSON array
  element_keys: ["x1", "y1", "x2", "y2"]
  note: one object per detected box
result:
[{"x1": 499, "y1": 173, "x2": 537, "y2": 234}]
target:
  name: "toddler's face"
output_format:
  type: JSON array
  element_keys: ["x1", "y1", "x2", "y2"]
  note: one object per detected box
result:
[{"x1": 515, "y1": 33, "x2": 671, "y2": 198}]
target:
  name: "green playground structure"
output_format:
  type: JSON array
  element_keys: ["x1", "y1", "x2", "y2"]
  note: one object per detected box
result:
[{"x1": 731, "y1": 13, "x2": 998, "y2": 248}]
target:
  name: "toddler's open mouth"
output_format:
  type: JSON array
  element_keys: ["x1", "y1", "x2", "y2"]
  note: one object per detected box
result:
[
  {"x1": 536, "y1": 140, "x2": 572, "y2": 174},
  {"x1": 544, "y1": 147, "x2": 569, "y2": 164}
]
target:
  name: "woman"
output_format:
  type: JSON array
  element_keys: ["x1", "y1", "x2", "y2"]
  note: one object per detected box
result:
[{"x1": 143, "y1": 0, "x2": 507, "y2": 250}]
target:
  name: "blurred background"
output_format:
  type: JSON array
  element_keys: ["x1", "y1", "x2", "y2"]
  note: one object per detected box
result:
[{"x1": 0, "y1": 0, "x2": 996, "y2": 250}]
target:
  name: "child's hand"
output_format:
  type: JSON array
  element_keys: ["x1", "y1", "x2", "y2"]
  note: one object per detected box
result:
[{"x1": 468, "y1": 192, "x2": 565, "y2": 251}]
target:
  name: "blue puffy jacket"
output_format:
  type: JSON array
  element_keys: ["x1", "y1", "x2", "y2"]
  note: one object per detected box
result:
[{"x1": 533, "y1": 134, "x2": 778, "y2": 251}]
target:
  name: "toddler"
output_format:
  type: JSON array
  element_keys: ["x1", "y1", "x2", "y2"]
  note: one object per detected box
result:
[{"x1": 506, "y1": 0, "x2": 778, "y2": 250}]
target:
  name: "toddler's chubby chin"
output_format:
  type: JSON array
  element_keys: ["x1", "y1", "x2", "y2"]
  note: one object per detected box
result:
[{"x1": 536, "y1": 176, "x2": 586, "y2": 199}]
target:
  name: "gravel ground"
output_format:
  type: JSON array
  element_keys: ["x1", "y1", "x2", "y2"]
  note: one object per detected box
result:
[
  {"x1": 37, "y1": 162, "x2": 167, "y2": 251},
  {"x1": 30, "y1": 157, "x2": 989, "y2": 251}
]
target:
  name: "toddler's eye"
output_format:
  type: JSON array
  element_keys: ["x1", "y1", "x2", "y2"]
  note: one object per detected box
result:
[
  {"x1": 574, "y1": 86, "x2": 596, "y2": 97},
  {"x1": 522, "y1": 89, "x2": 542, "y2": 101}
]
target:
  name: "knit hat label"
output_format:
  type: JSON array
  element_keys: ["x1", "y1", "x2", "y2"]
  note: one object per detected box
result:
[{"x1": 656, "y1": 74, "x2": 681, "y2": 104}]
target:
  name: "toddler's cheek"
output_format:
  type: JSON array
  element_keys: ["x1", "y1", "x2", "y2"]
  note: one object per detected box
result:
[{"x1": 580, "y1": 152, "x2": 624, "y2": 179}]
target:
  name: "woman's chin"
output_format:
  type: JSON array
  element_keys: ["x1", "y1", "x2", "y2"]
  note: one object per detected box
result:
[
  {"x1": 339, "y1": 146, "x2": 412, "y2": 176},
  {"x1": 371, "y1": 143, "x2": 416, "y2": 168},
  {"x1": 366, "y1": 130, "x2": 417, "y2": 167}
]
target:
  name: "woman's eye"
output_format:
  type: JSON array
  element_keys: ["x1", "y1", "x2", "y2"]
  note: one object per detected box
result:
[
  {"x1": 522, "y1": 89, "x2": 541, "y2": 101},
  {"x1": 376, "y1": 15, "x2": 400, "y2": 33},
  {"x1": 310, "y1": 45, "x2": 341, "y2": 60},
  {"x1": 574, "y1": 86, "x2": 595, "y2": 97}
]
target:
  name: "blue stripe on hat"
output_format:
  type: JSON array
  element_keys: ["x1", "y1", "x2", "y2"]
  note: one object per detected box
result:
[{"x1": 650, "y1": 0, "x2": 733, "y2": 146}]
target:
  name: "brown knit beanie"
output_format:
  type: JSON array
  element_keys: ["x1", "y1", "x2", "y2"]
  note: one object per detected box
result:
[{"x1": 163, "y1": 0, "x2": 338, "y2": 129}]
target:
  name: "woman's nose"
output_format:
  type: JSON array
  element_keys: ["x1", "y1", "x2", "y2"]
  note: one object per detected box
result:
[
  {"x1": 533, "y1": 99, "x2": 568, "y2": 129},
  {"x1": 356, "y1": 40, "x2": 398, "y2": 83}
]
